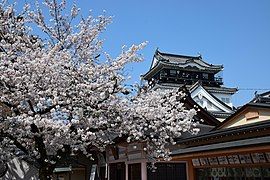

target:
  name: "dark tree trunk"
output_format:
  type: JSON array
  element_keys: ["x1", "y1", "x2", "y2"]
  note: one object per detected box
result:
[
  {"x1": 39, "y1": 164, "x2": 54, "y2": 180},
  {"x1": 30, "y1": 123, "x2": 55, "y2": 180}
]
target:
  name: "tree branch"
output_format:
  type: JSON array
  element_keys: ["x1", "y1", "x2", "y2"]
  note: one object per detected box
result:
[
  {"x1": 0, "y1": 101, "x2": 20, "y2": 115},
  {"x1": 0, "y1": 130, "x2": 29, "y2": 155}
]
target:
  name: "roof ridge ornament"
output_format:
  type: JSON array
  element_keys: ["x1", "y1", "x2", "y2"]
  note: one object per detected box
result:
[{"x1": 197, "y1": 52, "x2": 202, "y2": 59}]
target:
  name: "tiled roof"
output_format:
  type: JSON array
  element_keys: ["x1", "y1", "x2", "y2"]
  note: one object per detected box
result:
[
  {"x1": 155, "y1": 50, "x2": 223, "y2": 70},
  {"x1": 143, "y1": 49, "x2": 224, "y2": 80},
  {"x1": 251, "y1": 91, "x2": 270, "y2": 104},
  {"x1": 173, "y1": 120, "x2": 270, "y2": 155},
  {"x1": 189, "y1": 81, "x2": 237, "y2": 94}
]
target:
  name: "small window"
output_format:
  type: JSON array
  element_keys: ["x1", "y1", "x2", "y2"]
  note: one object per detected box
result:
[
  {"x1": 221, "y1": 97, "x2": 230, "y2": 103},
  {"x1": 202, "y1": 73, "x2": 208, "y2": 79},
  {"x1": 169, "y1": 69, "x2": 177, "y2": 77},
  {"x1": 160, "y1": 70, "x2": 167, "y2": 75},
  {"x1": 182, "y1": 72, "x2": 190, "y2": 78},
  {"x1": 245, "y1": 111, "x2": 259, "y2": 120}
]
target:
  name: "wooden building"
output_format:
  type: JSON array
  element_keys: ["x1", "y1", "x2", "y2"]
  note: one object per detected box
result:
[
  {"x1": 106, "y1": 91, "x2": 270, "y2": 180},
  {"x1": 172, "y1": 91, "x2": 270, "y2": 180},
  {"x1": 106, "y1": 94, "x2": 220, "y2": 180}
]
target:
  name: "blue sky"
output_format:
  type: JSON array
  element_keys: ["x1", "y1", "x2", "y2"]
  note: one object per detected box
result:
[
  {"x1": 15, "y1": 0, "x2": 270, "y2": 106},
  {"x1": 79, "y1": 0, "x2": 269, "y2": 107}
]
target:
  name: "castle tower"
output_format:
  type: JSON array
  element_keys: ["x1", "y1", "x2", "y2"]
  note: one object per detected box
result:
[{"x1": 142, "y1": 49, "x2": 238, "y2": 121}]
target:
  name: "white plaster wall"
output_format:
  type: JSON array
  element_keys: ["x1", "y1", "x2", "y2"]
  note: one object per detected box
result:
[
  {"x1": 193, "y1": 96, "x2": 222, "y2": 112},
  {"x1": 225, "y1": 109, "x2": 270, "y2": 128},
  {"x1": 212, "y1": 93, "x2": 233, "y2": 108},
  {"x1": 191, "y1": 86, "x2": 232, "y2": 113}
]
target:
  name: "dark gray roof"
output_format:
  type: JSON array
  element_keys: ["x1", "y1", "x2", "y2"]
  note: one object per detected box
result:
[
  {"x1": 189, "y1": 81, "x2": 237, "y2": 94},
  {"x1": 173, "y1": 120, "x2": 270, "y2": 155},
  {"x1": 204, "y1": 86, "x2": 238, "y2": 94},
  {"x1": 251, "y1": 91, "x2": 270, "y2": 104},
  {"x1": 154, "y1": 50, "x2": 223, "y2": 70},
  {"x1": 178, "y1": 124, "x2": 215, "y2": 139},
  {"x1": 210, "y1": 111, "x2": 233, "y2": 118},
  {"x1": 143, "y1": 50, "x2": 224, "y2": 80},
  {"x1": 172, "y1": 136, "x2": 270, "y2": 155},
  {"x1": 176, "y1": 120, "x2": 270, "y2": 144}
]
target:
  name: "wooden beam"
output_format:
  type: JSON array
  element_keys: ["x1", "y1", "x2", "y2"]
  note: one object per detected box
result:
[{"x1": 172, "y1": 144, "x2": 270, "y2": 160}]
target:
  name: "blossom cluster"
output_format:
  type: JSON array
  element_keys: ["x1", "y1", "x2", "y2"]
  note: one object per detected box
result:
[{"x1": 0, "y1": 0, "x2": 198, "y2": 168}]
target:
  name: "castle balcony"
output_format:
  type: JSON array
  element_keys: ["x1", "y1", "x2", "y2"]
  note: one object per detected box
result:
[
  {"x1": 214, "y1": 77, "x2": 223, "y2": 84},
  {"x1": 158, "y1": 75, "x2": 223, "y2": 87}
]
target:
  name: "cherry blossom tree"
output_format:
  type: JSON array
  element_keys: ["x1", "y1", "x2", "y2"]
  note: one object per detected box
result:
[{"x1": 0, "y1": 0, "x2": 199, "y2": 179}]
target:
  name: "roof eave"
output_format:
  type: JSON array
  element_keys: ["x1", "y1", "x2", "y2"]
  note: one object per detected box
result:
[
  {"x1": 156, "y1": 50, "x2": 224, "y2": 70},
  {"x1": 142, "y1": 62, "x2": 163, "y2": 80}
]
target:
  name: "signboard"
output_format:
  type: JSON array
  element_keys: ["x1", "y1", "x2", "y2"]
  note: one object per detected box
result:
[
  {"x1": 208, "y1": 157, "x2": 219, "y2": 165},
  {"x1": 199, "y1": 158, "x2": 209, "y2": 166},
  {"x1": 217, "y1": 156, "x2": 228, "y2": 165},
  {"x1": 227, "y1": 155, "x2": 240, "y2": 164},
  {"x1": 239, "y1": 154, "x2": 252, "y2": 164},
  {"x1": 193, "y1": 152, "x2": 269, "y2": 167},
  {"x1": 251, "y1": 153, "x2": 266, "y2": 163},
  {"x1": 265, "y1": 152, "x2": 270, "y2": 162},
  {"x1": 192, "y1": 159, "x2": 201, "y2": 166}
]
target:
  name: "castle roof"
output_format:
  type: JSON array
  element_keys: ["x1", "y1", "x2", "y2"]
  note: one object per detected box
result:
[
  {"x1": 143, "y1": 49, "x2": 223, "y2": 80},
  {"x1": 251, "y1": 91, "x2": 270, "y2": 104}
]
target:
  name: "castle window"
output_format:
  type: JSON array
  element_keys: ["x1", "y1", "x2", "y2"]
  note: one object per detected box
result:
[
  {"x1": 221, "y1": 97, "x2": 230, "y2": 103},
  {"x1": 169, "y1": 69, "x2": 177, "y2": 77},
  {"x1": 202, "y1": 73, "x2": 208, "y2": 79},
  {"x1": 161, "y1": 70, "x2": 167, "y2": 75}
]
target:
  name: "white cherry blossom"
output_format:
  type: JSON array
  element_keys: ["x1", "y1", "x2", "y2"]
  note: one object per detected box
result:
[{"x1": 0, "y1": 1, "x2": 198, "y2": 179}]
